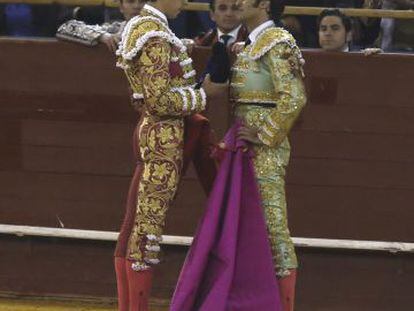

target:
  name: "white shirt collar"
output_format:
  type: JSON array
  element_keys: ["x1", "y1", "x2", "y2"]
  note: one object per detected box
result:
[
  {"x1": 217, "y1": 25, "x2": 242, "y2": 46},
  {"x1": 144, "y1": 4, "x2": 168, "y2": 24},
  {"x1": 248, "y1": 20, "x2": 275, "y2": 44}
]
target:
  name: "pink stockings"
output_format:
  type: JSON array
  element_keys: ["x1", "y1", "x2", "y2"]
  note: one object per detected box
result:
[
  {"x1": 115, "y1": 257, "x2": 153, "y2": 311},
  {"x1": 278, "y1": 269, "x2": 297, "y2": 311},
  {"x1": 116, "y1": 258, "x2": 296, "y2": 310}
]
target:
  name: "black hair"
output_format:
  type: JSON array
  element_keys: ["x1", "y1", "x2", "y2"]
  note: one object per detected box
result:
[
  {"x1": 268, "y1": 0, "x2": 285, "y2": 22},
  {"x1": 253, "y1": 0, "x2": 285, "y2": 24},
  {"x1": 317, "y1": 8, "x2": 352, "y2": 33}
]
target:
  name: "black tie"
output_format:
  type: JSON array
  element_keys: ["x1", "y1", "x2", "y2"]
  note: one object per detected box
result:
[{"x1": 220, "y1": 34, "x2": 232, "y2": 47}]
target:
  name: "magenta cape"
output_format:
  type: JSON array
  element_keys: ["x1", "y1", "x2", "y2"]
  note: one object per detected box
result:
[{"x1": 170, "y1": 123, "x2": 282, "y2": 311}]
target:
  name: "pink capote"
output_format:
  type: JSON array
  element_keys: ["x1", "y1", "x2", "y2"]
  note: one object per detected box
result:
[{"x1": 170, "y1": 122, "x2": 282, "y2": 311}]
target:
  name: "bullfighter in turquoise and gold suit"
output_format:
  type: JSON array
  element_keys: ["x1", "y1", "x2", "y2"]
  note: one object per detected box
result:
[{"x1": 231, "y1": 18, "x2": 306, "y2": 310}]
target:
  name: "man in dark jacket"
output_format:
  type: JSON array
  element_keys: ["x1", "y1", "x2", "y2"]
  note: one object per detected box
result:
[{"x1": 195, "y1": 0, "x2": 248, "y2": 47}]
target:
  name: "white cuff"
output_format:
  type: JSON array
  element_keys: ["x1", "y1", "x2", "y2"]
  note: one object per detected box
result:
[
  {"x1": 180, "y1": 58, "x2": 193, "y2": 66},
  {"x1": 187, "y1": 87, "x2": 197, "y2": 111},
  {"x1": 133, "y1": 93, "x2": 144, "y2": 99},
  {"x1": 183, "y1": 70, "x2": 196, "y2": 79},
  {"x1": 199, "y1": 88, "x2": 207, "y2": 110},
  {"x1": 173, "y1": 88, "x2": 189, "y2": 112}
]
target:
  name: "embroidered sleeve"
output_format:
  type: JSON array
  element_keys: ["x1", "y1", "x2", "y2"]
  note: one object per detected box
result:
[
  {"x1": 257, "y1": 43, "x2": 306, "y2": 147},
  {"x1": 136, "y1": 37, "x2": 206, "y2": 116}
]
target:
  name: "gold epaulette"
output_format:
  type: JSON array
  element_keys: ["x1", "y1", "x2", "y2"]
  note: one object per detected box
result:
[
  {"x1": 248, "y1": 27, "x2": 298, "y2": 61},
  {"x1": 116, "y1": 15, "x2": 186, "y2": 63}
]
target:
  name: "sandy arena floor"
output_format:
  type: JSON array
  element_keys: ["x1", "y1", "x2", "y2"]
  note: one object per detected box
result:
[{"x1": 0, "y1": 298, "x2": 168, "y2": 311}]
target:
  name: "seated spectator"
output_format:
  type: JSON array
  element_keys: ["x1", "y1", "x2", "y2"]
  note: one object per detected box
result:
[
  {"x1": 284, "y1": 0, "x2": 382, "y2": 48},
  {"x1": 318, "y1": 8, "x2": 353, "y2": 52},
  {"x1": 321, "y1": 0, "x2": 382, "y2": 49},
  {"x1": 195, "y1": 0, "x2": 247, "y2": 47},
  {"x1": 318, "y1": 8, "x2": 382, "y2": 55}
]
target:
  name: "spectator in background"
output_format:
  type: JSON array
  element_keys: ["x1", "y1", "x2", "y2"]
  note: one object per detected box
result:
[
  {"x1": 283, "y1": 0, "x2": 383, "y2": 48},
  {"x1": 318, "y1": 8, "x2": 353, "y2": 51},
  {"x1": 380, "y1": 0, "x2": 414, "y2": 52},
  {"x1": 195, "y1": 0, "x2": 248, "y2": 47},
  {"x1": 191, "y1": 0, "x2": 248, "y2": 85},
  {"x1": 318, "y1": 8, "x2": 382, "y2": 54}
]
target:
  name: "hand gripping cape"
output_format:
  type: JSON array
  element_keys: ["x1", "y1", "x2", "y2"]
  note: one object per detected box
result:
[{"x1": 170, "y1": 122, "x2": 282, "y2": 311}]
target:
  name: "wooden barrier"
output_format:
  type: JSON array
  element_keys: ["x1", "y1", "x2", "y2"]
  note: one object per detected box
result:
[
  {"x1": 0, "y1": 38, "x2": 414, "y2": 310},
  {"x1": 1, "y1": 38, "x2": 413, "y2": 242}
]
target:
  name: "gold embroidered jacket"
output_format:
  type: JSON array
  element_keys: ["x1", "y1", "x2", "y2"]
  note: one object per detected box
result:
[
  {"x1": 231, "y1": 26, "x2": 306, "y2": 148},
  {"x1": 117, "y1": 9, "x2": 206, "y2": 116}
]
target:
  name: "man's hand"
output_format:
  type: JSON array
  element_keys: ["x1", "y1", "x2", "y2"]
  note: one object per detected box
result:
[
  {"x1": 99, "y1": 33, "x2": 120, "y2": 53},
  {"x1": 201, "y1": 74, "x2": 229, "y2": 99},
  {"x1": 362, "y1": 48, "x2": 383, "y2": 56},
  {"x1": 237, "y1": 126, "x2": 262, "y2": 145}
]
